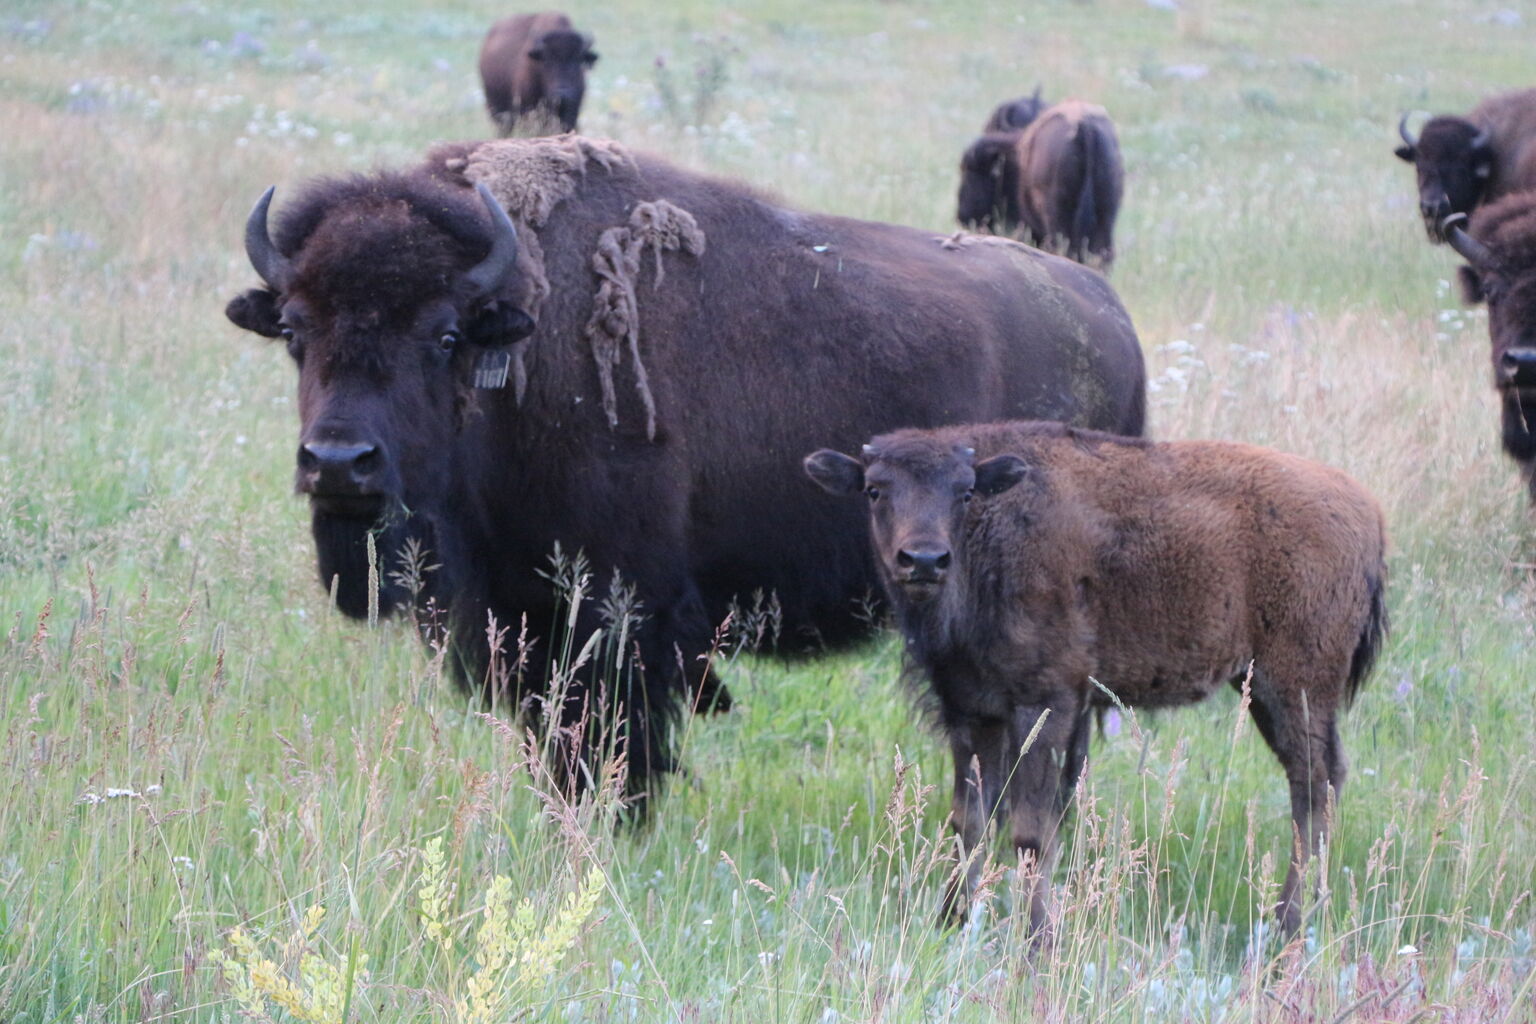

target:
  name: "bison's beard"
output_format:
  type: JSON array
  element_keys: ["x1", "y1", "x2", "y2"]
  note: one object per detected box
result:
[{"x1": 310, "y1": 503, "x2": 426, "y2": 620}]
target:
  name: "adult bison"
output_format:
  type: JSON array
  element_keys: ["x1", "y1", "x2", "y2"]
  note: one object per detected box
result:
[
  {"x1": 1445, "y1": 199, "x2": 1536, "y2": 502},
  {"x1": 479, "y1": 11, "x2": 597, "y2": 135},
  {"x1": 957, "y1": 100, "x2": 1124, "y2": 270},
  {"x1": 224, "y1": 136, "x2": 1147, "y2": 804},
  {"x1": 805, "y1": 423, "x2": 1387, "y2": 937},
  {"x1": 1395, "y1": 87, "x2": 1536, "y2": 243}
]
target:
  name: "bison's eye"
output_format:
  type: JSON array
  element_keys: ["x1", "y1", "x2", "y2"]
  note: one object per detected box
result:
[
  {"x1": 962, "y1": 489, "x2": 975, "y2": 503},
  {"x1": 280, "y1": 327, "x2": 303, "y2": 361},
  {"x1": 438, "y1": 331, "x2": 461, "y2": 355},
  {"x1": 864, "y1": 486, "x2": 881, "y2": 503}
]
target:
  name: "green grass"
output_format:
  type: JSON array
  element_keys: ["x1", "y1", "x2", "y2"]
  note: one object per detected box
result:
[{"x1": 3, "y1": 0, "x2": 1536, "y2": 1019}]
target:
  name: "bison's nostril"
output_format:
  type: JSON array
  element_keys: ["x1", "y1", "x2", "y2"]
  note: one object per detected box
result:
[
  {"x1": 354, "y1": 447, "x2": 380, "y2": 475},
  {"x1": 935, "y1": 552, "x2": 951, "y2": 570},
  {"x1": 896, "y1": 550, "x2": 915, "y2": 569}
]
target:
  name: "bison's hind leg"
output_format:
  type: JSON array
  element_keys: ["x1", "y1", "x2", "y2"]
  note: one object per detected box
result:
[{"x1": 1245, "y1": 680, "x2": 1347, "y2": 938}]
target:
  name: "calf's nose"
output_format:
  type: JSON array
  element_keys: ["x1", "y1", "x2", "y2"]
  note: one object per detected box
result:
[
  {"x1": 298, "y1": 441, "x2": 380, "y2": 494},
  {"x1": 896, "y1": 547, "x2": 952, "y2": 581}
]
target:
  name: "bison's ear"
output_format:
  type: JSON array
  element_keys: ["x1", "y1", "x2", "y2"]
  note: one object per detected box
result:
[
  {"x1": 466, "y1": 302, "x2": 536, "y2": 347},
  {"x1": 973, "y1": 454, "x2": 1030, "y2": 497},
  {"x1": 1393, "y1": 145, "x2": 1416, "y2": 163},
  {"x1": 225, "y1": 288, "x2": 284, "y2": 338},
  {"x1": 804, "y1": 449, "x2": 864, "y2": 496},
  {"x1": 583, "y1": 49, "x2": 599, "y2": 66},
  {"x1": 1457, "y1": 265, "x2": 1485, "y2": 305}
]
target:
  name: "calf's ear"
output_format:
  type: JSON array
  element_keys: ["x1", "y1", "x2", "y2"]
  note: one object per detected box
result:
[
  {"x1": 225, "y1": 288, "x2": 284, "y2": 338},
  {"x1": 1393, "y1": 145, "x2": 1416, "y2": 162},
  {"x1": 1457, "y1": 265, "x2": 1485, "y2": 304},
  {"x1": 973, "y1": 454, "x2": 1030, "y2": 496},
  {"x1": 803, "y1": 449, "x2": 864, "y2": 495}
]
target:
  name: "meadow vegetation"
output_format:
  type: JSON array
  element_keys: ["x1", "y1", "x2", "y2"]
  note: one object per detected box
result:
[{"x1": 1, "y1": 0, "x2": 1534, "y2": 1019}]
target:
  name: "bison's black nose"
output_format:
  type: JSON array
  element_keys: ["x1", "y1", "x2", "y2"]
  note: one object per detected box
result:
[
  {"x1": 896, "y1": 547, "x2": 952, "y2": 583},
  {"x1": 298, "y1": 441, "x2": 381, "y2": 496},
  {"x1": 1500, "y1": 348, "x2": 1536, "y2": 387}
]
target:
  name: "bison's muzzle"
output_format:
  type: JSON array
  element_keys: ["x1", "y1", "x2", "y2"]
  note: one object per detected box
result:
[
  {"x1": 1500, "y1": 349, "x2": 1536, "y2": 388},
  {"x1": 297, "y1": 440, "x2": 387, "y2": 516},
  {"x1": 895, "y1": 545, "x2": 951, "y2": 592}
]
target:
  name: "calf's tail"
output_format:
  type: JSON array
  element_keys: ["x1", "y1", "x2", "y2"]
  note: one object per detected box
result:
[
  {"x1": 1069, "y1": 122, "x2": 1101, "y2": 264},
  {"x1": 1345, "y1": 563, "x2": 1388, "y2": 707}
]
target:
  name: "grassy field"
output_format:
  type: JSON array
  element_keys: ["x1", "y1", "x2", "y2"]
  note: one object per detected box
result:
[{"x1": 3, "y1": 0, "x2": 1535, "y2": 1019}]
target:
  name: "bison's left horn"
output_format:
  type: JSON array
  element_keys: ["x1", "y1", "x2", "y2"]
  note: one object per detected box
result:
[
  {"x1": 1397, "y1": 112, "x2": 1417, "y2": 149},
  {"x1": 463, "y1": 182, "x2": 520, "y2": 300},
  {"x1": 1443, "y1": 213, "x2": 1497, "y2": 271},
  {"x1": 244, "y1": 186, "x2": 293, "y2": 292}
]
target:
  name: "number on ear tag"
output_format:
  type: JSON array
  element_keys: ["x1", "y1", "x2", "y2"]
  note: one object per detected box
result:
[{"x1": 473, "y1": 349, "x2": 512, "y2": 389}]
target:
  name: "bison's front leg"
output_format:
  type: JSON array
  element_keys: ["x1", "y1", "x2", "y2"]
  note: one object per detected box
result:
[
  {"x1": 939, "y1": 718, "x2": 1009, "y2": 927},
  {"x1": 1004, "y1": 697, "x2": 1087, "y2": 940}
]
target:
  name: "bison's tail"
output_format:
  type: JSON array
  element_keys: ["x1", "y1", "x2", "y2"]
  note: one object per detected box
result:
[
  {"x1": 1345, "y1": 563, "x2": 1388, "y2": 707},
  {"x1": 1069, "y1": 122, "x2": 1101, "y2": 265}
]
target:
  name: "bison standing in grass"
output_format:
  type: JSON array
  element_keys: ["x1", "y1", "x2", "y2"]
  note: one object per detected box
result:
[
  {"x1": 1445, "y1": 198, "x2": 1536, "y2": 503},
  {"x1": 479, "y1": 11, "x2": 597, "y2": 135},
  {"x1": 805, "y1": 422, "x2": 1388, "y2": 937},
  {"x1": 224, "y1": 136, "x2": 1146, "y2": 809},
  {"x1": 1395, "y1": 88, "x2": 1536, "y2": 243},
  {"x1": 958, "y1": 100, "x2": 1124, "y2": 270}
]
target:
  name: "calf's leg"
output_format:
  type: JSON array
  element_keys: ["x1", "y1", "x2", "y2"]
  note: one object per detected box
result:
[
  {"x1": 1247, "y1": 688, "x2": 1346, "y2": 937},
  {"x1": 1003, "y1": 698, "x2": 1089, "y2": 939},
  {"x1": 939, "y1": 718, "x2": 1009, "y2": 926}
]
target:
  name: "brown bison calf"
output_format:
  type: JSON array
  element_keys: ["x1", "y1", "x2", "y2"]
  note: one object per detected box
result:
[
  {"x1": 805, "y1": 422, "x2": 1388, "y2": 938},
  {"x1": 957, "y1": 100, "x2": 1124, "y2": 270},
  {"x1": 479, "y1": 11, "x2": 597, "y2": 135}
]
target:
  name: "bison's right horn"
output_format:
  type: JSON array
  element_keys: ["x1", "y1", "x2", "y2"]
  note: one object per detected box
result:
[
  {"x1": 244, "y1": 186, "x2": 293, "y2": 292},
  {"x1": 1470, "y1": 126, "x2": 1491, "y2": 151},
  {"x1": 1443, "y1": 213, "x2": 1497, "y2": 271},
  {"x1": 1397, "y1": 112, "x2": 1417, "y2": 149},
  {"x1": 462, "y1": 182, "x2": 520, "y2": 300}
]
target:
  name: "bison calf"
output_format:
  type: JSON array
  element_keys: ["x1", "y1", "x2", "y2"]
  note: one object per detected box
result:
[
  {"x1": 479, "y1": 11, "x2": 597, "y2": 135},
  {"x1": 805, "y1": 422, "x2": 1387, "y2": 938},
  {"x1": 957, "y1": 100, "x2": 1124, "y2": 270}
]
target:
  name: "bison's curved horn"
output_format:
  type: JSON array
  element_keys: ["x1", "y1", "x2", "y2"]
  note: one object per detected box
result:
[
  {"x1": 1397, "y1": 112, "x2": 1417, "y2": 149},
  {"x1": 1470, "y1": 126, "x2": 1491, "y2": 151},
  {"x1": 861, "y1": 444, "x2": 877, "y2": 459},
  {"x1": 244, "y1": 186, "x2": 293, "y2": 292},
  {"x1": 1443, "y1": 213, "x2": 1497, "y2": 272},
  {"x1": 462, "y1": 182, "x2": 520, "y2": 300}
]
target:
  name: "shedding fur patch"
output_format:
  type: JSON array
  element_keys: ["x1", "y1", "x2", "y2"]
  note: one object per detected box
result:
[{"x1": 586, "y1": 201, "x2": 706, "y2": 439}]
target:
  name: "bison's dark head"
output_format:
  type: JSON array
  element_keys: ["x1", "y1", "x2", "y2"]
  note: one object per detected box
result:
[
  {"x1": 1445, "y1": 199, "x2": 1536, "y2": 479},
  {"x1": 225, "y1": 175, "x2": 533, "y2": 619},
  {"x1": 805, "y1": 436, "x2": 1029, "y2": 605},
  {"x1": 983, "y1": 86, "x2": 1045, "y2": 133},
  {"x1": 1396, "y1": 113, "x2": 1492, "y2": 242},
  {"x1": 530, "y1": 29, "x2": 597, "y2": 132},
  {"x1": 957, "y1": 132, "x2": 1021, "y2": 233}
]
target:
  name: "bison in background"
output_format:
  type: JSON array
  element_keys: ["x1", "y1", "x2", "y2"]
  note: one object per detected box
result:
[
  {"x1": 1395, "y1": 87, "x2": 1536, "y2": 243},
  {"x1": 957, "y1": 100, "x2": 1124, "y2": 271},
  {"x1": 479, "y1": 11, "x2": 597, "y2": 135},
  {"x1": 224, "y1": 135, "x2": 1147, "y2": 809},
  {"x1": 983, "y1": 86, "x2": 1045, "y2": 133},
  {"x1": 1445, "y1": 198, "x2": 1536, "y2": 503},
  {"x1": 805, "y1": 423, "x2": 1387, "y2": 938}
]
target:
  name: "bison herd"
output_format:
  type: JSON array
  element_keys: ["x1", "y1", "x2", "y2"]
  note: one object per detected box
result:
[{"x1": 221, "y1": 11, "x2": 1536, "y2": 940}]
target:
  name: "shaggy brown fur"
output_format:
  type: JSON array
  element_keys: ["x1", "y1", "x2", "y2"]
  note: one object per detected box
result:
[
  {"x1": 478, "y1": 11, "x2": 597, "y2": 136},
  {"x1": 806, "y1": 422, "x2": 1388, "y2": 938},
  {"x1": 982, "y1": 88, "x2": 1045, "y2": 133},
  {"x1": 1454, "y1": 191, "x2": 1536, "y2": 501},
  {"x1": 1013, "y1": 100, "x2": 1124, "y2": 270},
  {"x1": 224, "y1": 138, "x2": 1147, "y2": 807},
  {"x1": 1396, "y1": 88, "x2": 1536, "y2": 243},
  {"x1": 955, "y1": 132, "x2": 1024, "y2": 235}
]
